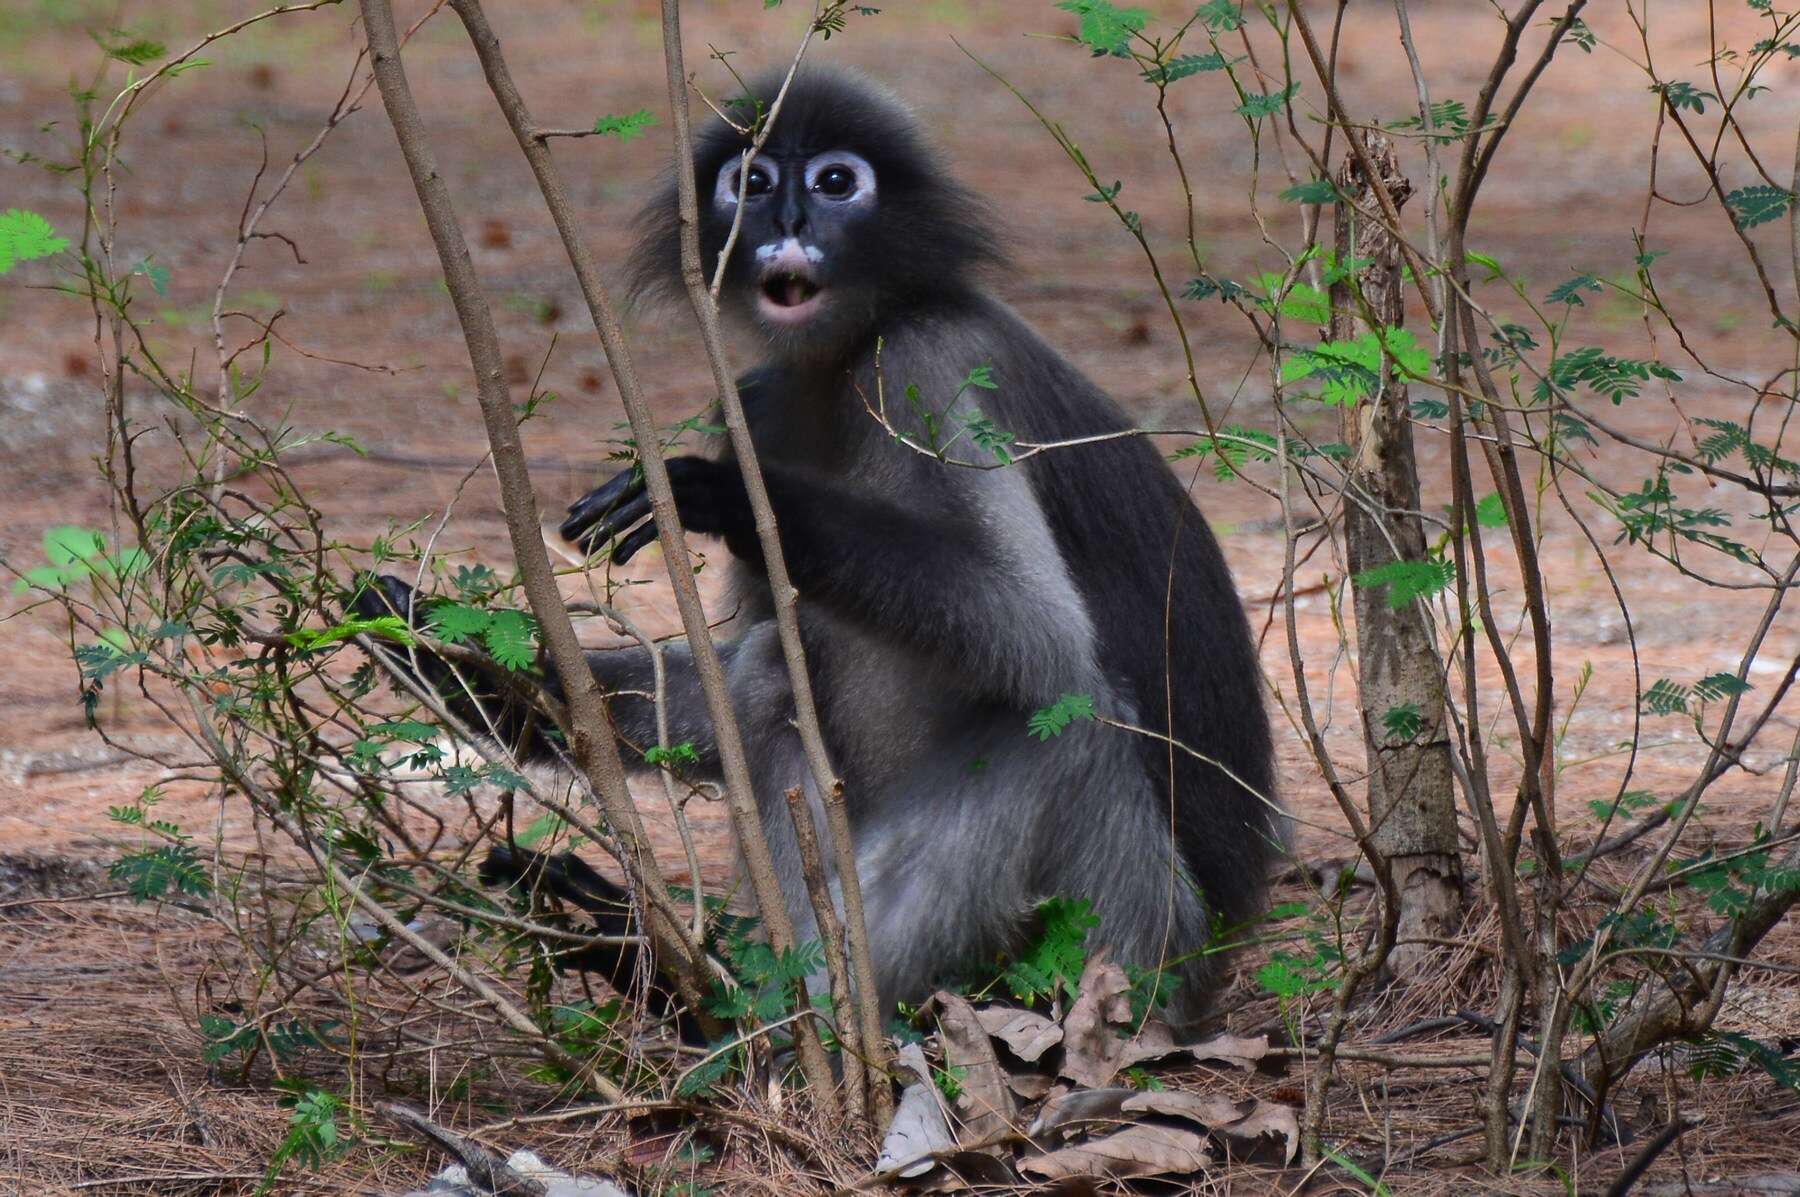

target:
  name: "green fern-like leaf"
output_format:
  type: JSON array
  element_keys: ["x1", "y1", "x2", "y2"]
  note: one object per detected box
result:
[
  {"x1": 425, "y1": 600, "x2": 490, "y2": 643},
  {"x1": 482, "y1": 609, "x2": 538, "y2": 671},
  {"x1": 1354, "y1": 558, "x2": 1456, "y2": 609},
  {"x1": 109, "y1": 844, "x2": 211, "y2": 901},
  {"x1": 591, "y1": 108, "x2": 656, "y2": 143},
  {"x1": 1027, "y1": 693, "x2": 1096, "y2": 740},
  {"x1": 0, "y1": 209, "x2": 70, "y2": 274}
]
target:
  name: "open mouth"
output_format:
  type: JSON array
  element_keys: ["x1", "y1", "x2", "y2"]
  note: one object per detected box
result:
[{"x1": 755, "y1": 266, "x2": 825, "y2": 324}]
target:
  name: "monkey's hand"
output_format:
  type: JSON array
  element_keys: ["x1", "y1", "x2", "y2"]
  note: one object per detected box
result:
[{"x1": 560, "y1": 456, "x2": 757, "y2": 564}]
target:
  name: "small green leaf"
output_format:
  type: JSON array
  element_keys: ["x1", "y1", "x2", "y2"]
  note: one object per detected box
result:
[
  {"x1": 1355, "y1": 558, "x2": 1455, "y2": 609},
  {"x1": 1639, "y1": 678, "x2": 1690, "y2": 717},
  {"x1": 109, "y1": 844, "x2": 211, "y2": 900},
  {"x1": 592, "y1": 108, "x2": 656, "y2": 143},
  {"x1": 1725, "y1": 185, "x2": 1795, "y2": 229},
  {"x1": 1546, "y1": 273, "x2": 1602, "y2": 305},
  {"x1": 1056, "y1": 0, "x2": 1148, "y2": 56},
  {"x1": 1235, "y1": 83, "x2": 1300, "y2": 120},
  {"x1": 960, "y1": 363, "x2": 998, "y2": 390},
  {"x1": 1693, "y1": 672, "x2": 1751, "y2": 702},
  {"x1": 514, "y1": 811, "x2": 566, "y2": 848},
  {"x1": 1027, "y1": 693, "x2": 1095, "y2": 740},
  {"x1": 1195, "y1": 0, "x2": 1244, "y2": 31},
  {"x1": 482, "y1": 608, "x2": 538, "y2": 671},
  {"x1": 0, "y1": 210, "x2": 69, "y2": 275},
  {"x1": 286, "y1": 615, "x2": 415, "y2": 651},
  {"x1": 132, "y1": 259, "x2": 171, "y2": 296},
  {"x1": 1141, "y1": 52, "x2": 1231, "y2": 85},
  {"x1": 424, "y1": 601, "x2": 490, "y2": 644},
  {"x1": 43, "y1": 525, "x2": 107, "y2": 566},
  {"x1": 101, "y1": 36, "x2": 166, "y2": 65},
  {"x1": 1474, "y1": 492, "x2": 1509, "y2": 528},
  {"x1": 1182, "y1": 274, "x2": 1247, "y2": 303},
  {"x1": 1279, "y1": 178, "x2": 1337, "y2": 204},
  {"x1": 645, "y1": 741, "x2": 702, "y2": 768},
  {"x1": 1381, "y1": 702, "x2": 1423, "y2": 741}
]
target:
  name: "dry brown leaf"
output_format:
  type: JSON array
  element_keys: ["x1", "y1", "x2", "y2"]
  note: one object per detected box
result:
[
  {"x1": 1029, "y1": 1087, "x2": 1134, "y2": 1141},
  {"x1": 1118, "y1": 1023, "x2": 1269, "y2": 1071},
  {"x1": 933, "y1": 991, "x2": 1015, "y2": 1147},
  {"x1": 1121, "y1": 1091, "x2": 1300, "y2": 1163},
  {"x1": 1019, "y1": 1123, "x2": 1213, "y2": 1181},
  {"x1": 1120, "y1": 1088, "x2": 1244, "y2": 1125},
  {"x1": 1058, "y1": 954, "x2": 1133, "y2": 1087},
  {"x1": 877, "y1": 1043, "x2": 955, "y2": 1179},
  {"x1": 1215, "y1": 1099, "x2": 1300, "y2": 1164},
  {"x1": 973, "y1": 1005, "x2": 1064, "y2": 1062},
  {"x1": 1007, "y1": 1073, "x2": 1058, "y2": 1101}
]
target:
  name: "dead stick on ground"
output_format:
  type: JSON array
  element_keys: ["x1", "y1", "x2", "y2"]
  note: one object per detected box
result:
[{"x1": 377, "y1": 1101, "x2": 547, "y2": 1197}]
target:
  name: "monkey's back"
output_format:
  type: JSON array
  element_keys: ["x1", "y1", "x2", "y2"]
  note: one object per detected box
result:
[{"x1": 858, "y1": 296, "x2": 1282, "y2": 925}]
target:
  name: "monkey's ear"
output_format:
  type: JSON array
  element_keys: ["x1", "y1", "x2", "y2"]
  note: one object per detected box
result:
[{"x1": 625, "y1": 174, "x2": 688, "y2": 309}]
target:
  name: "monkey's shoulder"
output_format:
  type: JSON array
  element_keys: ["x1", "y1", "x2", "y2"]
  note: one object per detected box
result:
[{"x1": 851, "y1": 296, "x2": 1131, "y2": 438}]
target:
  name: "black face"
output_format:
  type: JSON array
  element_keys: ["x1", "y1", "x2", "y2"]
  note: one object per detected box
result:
[
  {"x1": 708, "y1": 147, "x2": 881, "y2": 343},
  {"x1": 632, "y1": 66, "x2": 1005, "y2": 364}
]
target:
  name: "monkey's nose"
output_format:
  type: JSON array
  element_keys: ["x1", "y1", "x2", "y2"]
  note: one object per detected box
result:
[{"x1": 775, "y1": 198, "x2": 809, "y2": 237}]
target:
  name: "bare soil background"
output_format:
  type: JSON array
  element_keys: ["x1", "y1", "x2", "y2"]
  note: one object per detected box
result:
[{"x1": 3, "y1": 1, "x2": 1800, "y2": 1192}]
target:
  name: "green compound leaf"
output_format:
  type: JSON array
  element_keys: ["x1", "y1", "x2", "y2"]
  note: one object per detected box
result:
[
  {"x1": 592, "y1": 108, "x2": 656, "y2": 143},
  {"x1": 424, "y1": 600, "x2": 490, "y2": 644},
  {"x1": 0, "y1": 210, "x2": 70, "y2": 274},
  {"x1": 110, "y1": 844, "x2": 211, "y2": 901},
  {"x1": 1027, "y1": 693, "x2": 1095, "y2": 740},
  {"x1": 1141, "y1": 51, "x2": 1230, "y2": 85},
  {"x1": 1381, "y1": 702, "x2": 1424, "y2": 741},
  {"x1": 1056, "y1": 0, "x2": 1148, "y2": 56},
  {"x1": 482, "y1": 608, "x2": 539, "y2": 671},
  {"x1": 1725, "y1": 185, "x2": 1795, "y2": 229},
  {"x1": 1355, "y1": 558, "x2": 1456, "y2": 609},
  {"x1": 1235, "y1": 83, "x2": 1299, "y2": 119}
]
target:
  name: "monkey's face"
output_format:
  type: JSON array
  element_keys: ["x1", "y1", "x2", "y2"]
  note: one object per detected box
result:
[
  {"x1": 706, "y1": 148, "x2": 882, "y2": 352},
  {"x1": 633, "y1": 68, "x2": 1003, "y2": 359}
]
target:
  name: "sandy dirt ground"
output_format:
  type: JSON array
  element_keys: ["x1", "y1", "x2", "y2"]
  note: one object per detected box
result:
[{"x1": 3, "y1": 1, "x2": 1800, "y2": 1192}]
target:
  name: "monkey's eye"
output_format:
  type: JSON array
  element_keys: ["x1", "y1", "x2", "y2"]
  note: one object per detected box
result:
[
  {"x1": 815, "y1": 165, "x2": 856, "y2": 197},
  {"x1": 714, "y1": 157, "x2": 780, "y2": 208},
  {"x1": 803, "y1": 151, "x2": 876, "y2": 204}
]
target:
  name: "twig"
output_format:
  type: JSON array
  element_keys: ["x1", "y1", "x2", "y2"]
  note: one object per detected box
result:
[
  {"x1": 1603, "y1": 1118, "x2": 1694, "y2": 1197},
  {"x1": 357, "y1": 0, "x2": 713, "y2": 1022},
  {"x1": 655, "y1": 0, "x2": 887, "y2": 1120}
]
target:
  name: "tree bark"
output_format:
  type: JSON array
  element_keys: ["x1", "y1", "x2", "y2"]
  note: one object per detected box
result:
[{"x1": 1331, "y1": 130, "x2": 1464, "y2": 981}]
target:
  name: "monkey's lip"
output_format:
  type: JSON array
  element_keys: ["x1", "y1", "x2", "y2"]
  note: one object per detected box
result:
[{"x1": 755, "y1": 269, "x2": 824, "y2": 324}]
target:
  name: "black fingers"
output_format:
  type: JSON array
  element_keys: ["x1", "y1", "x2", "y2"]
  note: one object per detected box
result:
[
  {"x1": 560, "y1": 466, "x2": 647, "y2": 557},
  {"x1": 560, "y1": 457, "x2": 757, "y2": 566},
  {"x1": 610, "y1": 521, "x2": 660, "y2": 564}
]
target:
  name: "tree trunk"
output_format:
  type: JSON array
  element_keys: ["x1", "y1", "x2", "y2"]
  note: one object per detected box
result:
[{"x1": 1331, "y1": 130, "x2": 1464, "y2": 981}]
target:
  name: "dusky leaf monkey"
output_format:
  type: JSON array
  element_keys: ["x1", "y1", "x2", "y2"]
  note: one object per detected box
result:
[{"x1": 358, "y1": 65, "x2": 1281, "y2": 1029}]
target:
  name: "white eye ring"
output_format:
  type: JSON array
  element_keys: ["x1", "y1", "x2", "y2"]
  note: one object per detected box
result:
[
  {"x1": 714, "y1": 156, "x2": 778, "y2": 208},
  {"x1": 804, "y1": 151, "x2": 876, "y2": 204}
]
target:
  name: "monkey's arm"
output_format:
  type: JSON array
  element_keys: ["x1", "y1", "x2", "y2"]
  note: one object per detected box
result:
[
  {"x1": 563, "y1": 457, "x2": 1099, "y2": 709},
  {"x1": 351, "y1": 574, "x2": 735, "y2": 772}
]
